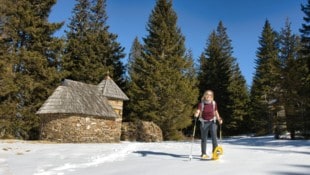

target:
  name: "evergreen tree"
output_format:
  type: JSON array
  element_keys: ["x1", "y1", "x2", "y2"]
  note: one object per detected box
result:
[
  {"x1": 198, "y1": 31, "x2": 219, "y2": 94},
  {"x1": 213, "y1": 22, "x2": 234, "y2": 134},
  {"x1": 0, "y1": 0, "x2": 64, "y2": 139},
  {"x1": 227, "y1": 63, "x2": 250, "y2": 135},
  {"x1": 278, "y1": 19, "x2": 302, "y2": 138},
  {"x1": 300, "y1": 0, "x2": 310, "y2": 65},
  {"x1": 63, "y1": 0, "x2": 125, "y2": 85},
  {"x1": 0, "y1": 0, "x2": 19, "y2": 137},
  {"x1": 123, "y1": 37, "x2": 143, "y2": 122},
  {"x1": 298, "y1": 0, "x2": 310, "y2": 137},
  {"x1": 250, "y1": 20, "x2": 281, "y2": 135},
  {"x1": 126, "y1": 0, "x2": 198, "y2": 140},
  {"x1": 199, "y1": 22, "x2": 233, "y2": 112},
  {"x1": 198, "y1": 21, "x2": 249, "y2": 135},
  {"x1": 127, "y1": 37, "x2": 143, "y2": 80}
]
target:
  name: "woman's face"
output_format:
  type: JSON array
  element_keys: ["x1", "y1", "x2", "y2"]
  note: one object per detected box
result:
[{"x1": 205, "y1": 91, "x2": 213, "y2": 101}]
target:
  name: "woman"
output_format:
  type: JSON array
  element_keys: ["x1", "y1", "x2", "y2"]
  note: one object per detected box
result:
[{"x1": 194, "y1": 90, "x2": 223, "y2": 159}]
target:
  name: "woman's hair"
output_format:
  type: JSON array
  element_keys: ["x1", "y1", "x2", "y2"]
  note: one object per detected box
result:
[{"x1": 201, "y1": 90, "x2": 214, "y2": 101}]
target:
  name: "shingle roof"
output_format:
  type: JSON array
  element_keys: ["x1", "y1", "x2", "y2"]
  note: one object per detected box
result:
[
  {"x1": 97, "y1": 76, "x2": 129, "y2": 100},
  {"x1": 36, "y1": 79, "x2": 117, "y2": 118}
]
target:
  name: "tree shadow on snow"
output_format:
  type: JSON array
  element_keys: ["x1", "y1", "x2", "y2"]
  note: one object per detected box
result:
[
  {"x1": 271, "y1": 164, "x2": 310, "y2": 175},
  {"x1": 224, "y1": 136, "x2": 310, "y2": 156},
  {"x1": 224, "y1": 135, "x2": 310, "y2": 148},
  {"x1": 237, "y1": 146, "x2": 310, "y2": 155},
  {"x1": 134, "y1": 150, "x2": 190, "y2": 160}
]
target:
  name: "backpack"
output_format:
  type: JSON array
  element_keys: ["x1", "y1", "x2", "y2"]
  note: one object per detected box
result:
[{"x1": 199, "y1": 100, "x2": 216, "y2": 123}]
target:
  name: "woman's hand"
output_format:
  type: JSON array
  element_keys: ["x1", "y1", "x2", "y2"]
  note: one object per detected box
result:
[
  {"x1": 218, "y1": 118, "x2": 223, "y2": 125},
  {"x1": 194, "y1": 109, "x2": 200, "y2": 118}
]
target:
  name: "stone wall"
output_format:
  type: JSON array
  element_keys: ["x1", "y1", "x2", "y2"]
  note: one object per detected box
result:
[
  {"x1": 40, "y1": 114, "x2": 121, "y2": 143},
  {"x1": 121, "y1": 121, "x2": 163, "y2": 142},
  {"x1": 107, "y1": 99, "x2": 123, "y2": 116}
]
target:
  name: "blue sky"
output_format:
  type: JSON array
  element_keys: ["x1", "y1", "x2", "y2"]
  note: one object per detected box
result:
[{"x1": 49, "y1": 0, "x2": 306, "y2": 86}]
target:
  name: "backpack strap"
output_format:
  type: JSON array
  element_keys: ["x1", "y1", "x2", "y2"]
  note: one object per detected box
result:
[
  {"x1": 199, "y1": 101, "x2": 204, "y2": 122},
  {"x1": 212, "y1": 100, "x2": 216, "y2": 123},
  {"x1": 200, "y1": 101, "x2": 204, "y2": 118}
]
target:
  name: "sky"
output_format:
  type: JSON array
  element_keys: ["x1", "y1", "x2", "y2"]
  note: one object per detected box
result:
[
  {"x1": 1, "y1": 135, "x2": 310, "y2": 175},
  {"x1": 49, "y1": 0, "x2": 306, "y2": 86}
]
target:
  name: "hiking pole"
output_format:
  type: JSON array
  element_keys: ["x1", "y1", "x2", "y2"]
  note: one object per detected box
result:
[
  {"x1": 189, "y1": 117, "x2": 198, "y2": 161},
  {"x1": 219, "y1": 124, "x2": 222, "y2": 144}
]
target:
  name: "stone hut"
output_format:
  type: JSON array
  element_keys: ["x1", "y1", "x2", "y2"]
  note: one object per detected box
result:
[
  {"x1": 98, "y1": 76, "x2": 128, "y2": 117},
  {"x1": 36, "y1": 76, "x2": 128, "y2": 143}
]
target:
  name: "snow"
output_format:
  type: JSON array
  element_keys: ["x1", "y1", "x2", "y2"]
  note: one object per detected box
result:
[{"x1": 1, "y1": 136, "x2": 309, "y2": 175}]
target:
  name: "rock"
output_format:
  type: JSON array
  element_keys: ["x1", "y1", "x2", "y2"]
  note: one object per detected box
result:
[{"x1": 121, "y1": 120, "x2": 163, "y2": 142}]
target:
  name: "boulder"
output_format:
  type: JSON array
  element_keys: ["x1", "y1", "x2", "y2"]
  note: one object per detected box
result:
[{"x1": 121, "y1": 120, "x2": 163, "y2": 142}]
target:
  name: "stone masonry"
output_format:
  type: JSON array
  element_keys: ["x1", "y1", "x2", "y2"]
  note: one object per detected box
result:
[{"x1": 40, "y1": 114, "x2": 122, "y2": 143}]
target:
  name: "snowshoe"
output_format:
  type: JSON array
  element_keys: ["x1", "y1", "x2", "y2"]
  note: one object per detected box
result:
[{"x1": 212, "y1": 146, "x2": 223, "y2": 160}]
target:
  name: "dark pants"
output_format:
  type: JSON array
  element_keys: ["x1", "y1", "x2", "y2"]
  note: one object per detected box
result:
[{"x1": 200, "y1": 121, "x2": 218, "y2": 155}]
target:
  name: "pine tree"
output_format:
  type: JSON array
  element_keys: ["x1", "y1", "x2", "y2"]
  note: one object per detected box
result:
[
  {"x1": 0, "y1": 0, "x2": 19, "y2": 137},
  {"x1": 198, "y1": 21, "x2": 249, "y2": 135},
  {"x1": 227, "y1": 63, "x2": 250, "y2": 135},
  {"x1": 198, "y1": 31, "x2": 219, "y2": 94},
  {"x1": 250, "y1": 20, "x2": 281, "y2": 135},
  {"x1": 0, "y1": 0, "x2": 64, "y2": 139},
  {"x1": 298, "y1": 0, "x2": 310, "y2": 137},
  {"x1": 199, "y1": 22, "x2": 233, "y2": 111},
  {"x1": 62, "y1": 0, "x2": 125, "y2": 85},
  {"x1": 213, "y1": 22, "x2": 234, "y2": 133},
  {"x1": 278, "y1": 19, "x2": 302, "y2": 138},
  {"x1": 127, "y1": 37, "x2": 143, "y2": 80},
  {"x1": 126, "y1": 0, "x2": 198, "y2": 140},
  {"x1": 300, "y1": 0, "x2": 310, "y2": 64},
  {"x1": 123, "y1": 37, "x2": 143, "y2": 122}
]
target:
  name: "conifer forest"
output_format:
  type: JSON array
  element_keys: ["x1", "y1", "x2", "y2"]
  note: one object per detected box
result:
[{"x1": 0, "y1": 0, "x2": 309, "y2": 140}]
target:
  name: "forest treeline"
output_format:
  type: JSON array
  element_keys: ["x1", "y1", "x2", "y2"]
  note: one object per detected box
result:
[{"x1": 0, "y1": 0, "x2": 309, "y2": 140}]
